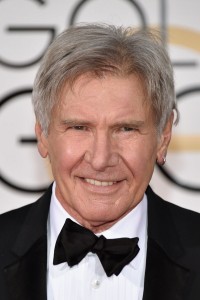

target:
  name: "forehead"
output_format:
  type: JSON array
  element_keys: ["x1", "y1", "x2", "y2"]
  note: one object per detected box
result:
[
  {"x1": 62, "y1": 73, "x2": 146, "y2": 100},
  {"x1": 55, "y1": 73, "x2": 151, "y2": 121}
]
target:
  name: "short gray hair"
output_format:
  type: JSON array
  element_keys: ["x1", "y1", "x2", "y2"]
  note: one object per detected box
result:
[{"x1": 32, "y1": 23, "x2": 178, "y2": 136}]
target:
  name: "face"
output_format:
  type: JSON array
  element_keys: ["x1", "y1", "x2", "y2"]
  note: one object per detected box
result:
[{"x1": 36, "y1": 74, "x2": 172, "y2": 232}]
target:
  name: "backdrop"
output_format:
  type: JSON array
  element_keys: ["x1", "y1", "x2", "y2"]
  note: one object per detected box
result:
[{"x1": 0, "y1": 0, "x2": 200, "y2": 213}]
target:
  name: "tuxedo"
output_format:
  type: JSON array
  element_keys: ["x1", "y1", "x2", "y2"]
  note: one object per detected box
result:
[{"x1": 1, "y1": 185, "x2": 200, "y2": 300}]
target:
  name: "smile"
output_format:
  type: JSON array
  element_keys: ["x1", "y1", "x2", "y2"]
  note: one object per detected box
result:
[{"x1": 84, "y1": 178, "x2": 117, "y2": 186}]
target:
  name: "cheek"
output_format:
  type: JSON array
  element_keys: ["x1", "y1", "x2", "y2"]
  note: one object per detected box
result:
[
  {"x1": 122, "y1": 140, "x2": 157, "y2": 177},
  {"x1": 49, "y1": 139, "x2": 87, "y2": 172}
]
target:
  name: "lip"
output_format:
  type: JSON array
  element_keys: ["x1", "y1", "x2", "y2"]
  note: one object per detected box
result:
[
  {"x1": 77, "y1": 177, "x2": 125, "y2": 194},
  {"x1": 84, "y1": 178, "x2": 117, "y2": 186}
]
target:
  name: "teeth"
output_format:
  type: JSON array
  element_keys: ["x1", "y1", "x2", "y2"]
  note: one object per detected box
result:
[{"x1": 84, "y1": 178, "x2": 116, "y2": 186}]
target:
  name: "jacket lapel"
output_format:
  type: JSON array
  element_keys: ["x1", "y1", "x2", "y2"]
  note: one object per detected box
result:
[
  {"x1": 4, "y1": 237, "x2": 47, "y2": 300},
  {"x1": 3, "y1": 186, "x2": 52, "y2": 300},
  {"x1": 143, "y1": 187, "x2": 191, "y2": 300},
  {"x1": 143, "y1": 238, "x2": 190, "y2": 300}
]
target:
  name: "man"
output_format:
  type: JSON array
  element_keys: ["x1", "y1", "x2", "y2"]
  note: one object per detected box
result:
[{"x1": 1, "y1": 24, "x2": 200, "y2": 300}]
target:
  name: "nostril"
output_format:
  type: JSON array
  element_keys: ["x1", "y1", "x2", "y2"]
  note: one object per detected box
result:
[{"x1": 83, "y1": 142, "x2": 119, "y2": 170}]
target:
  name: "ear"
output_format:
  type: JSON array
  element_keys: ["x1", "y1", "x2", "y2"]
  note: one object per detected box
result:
[
  {"x1": 156, "y1": 113, "x2": 174, "y2": 165},
  {"x1": 35, "y1": 122, "x2": 49, "y2": 158}
]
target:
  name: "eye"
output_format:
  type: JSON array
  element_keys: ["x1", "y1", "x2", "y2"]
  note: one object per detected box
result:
[
  {"x1": 121, "y1": 126, "x2": 135, "y2": 132},
  {"x1": 72, "y1": 125, "x2": 87, "y2": 131}
]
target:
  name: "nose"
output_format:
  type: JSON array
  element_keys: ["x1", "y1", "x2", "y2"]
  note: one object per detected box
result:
[{"x1": 84, "y1": 131, "x2": 119, "y2": 171}]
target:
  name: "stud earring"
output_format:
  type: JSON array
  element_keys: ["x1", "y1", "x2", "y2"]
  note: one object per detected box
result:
[
  {"x1": 156, "y1": 156, "x2": 166, "y2": 166},
  {"x1": 162, "y1": 157, "x2": 166, "y2": 165}
]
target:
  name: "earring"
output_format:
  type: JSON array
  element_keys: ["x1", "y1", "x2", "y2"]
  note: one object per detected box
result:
[{"x1": 157, "y1": 156, "x2": 166, "y2": 166}]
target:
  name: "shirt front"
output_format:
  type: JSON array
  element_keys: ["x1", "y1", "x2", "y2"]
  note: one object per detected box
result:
[{"x1": 47, "y1": 182, "x2": 147, "y2": 300}]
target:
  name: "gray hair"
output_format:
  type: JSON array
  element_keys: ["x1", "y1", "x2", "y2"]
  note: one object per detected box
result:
[{"x1": 32, "y1": 23, "x2": 178, "y2": 136}]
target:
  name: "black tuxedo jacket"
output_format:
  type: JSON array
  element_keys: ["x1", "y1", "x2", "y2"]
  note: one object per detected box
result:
[{"x1": 1, "y1": 185, "x2": 200, "y2": 300}]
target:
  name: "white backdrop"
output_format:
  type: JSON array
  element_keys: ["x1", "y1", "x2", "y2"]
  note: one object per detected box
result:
[{"x1": 0, "y1": 0, "x2": 200, "y2": 213}]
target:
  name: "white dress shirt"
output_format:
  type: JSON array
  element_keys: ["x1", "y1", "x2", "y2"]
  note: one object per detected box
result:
[{"x1": 47, "y1": 182, "x2": 147, "y2": 300}]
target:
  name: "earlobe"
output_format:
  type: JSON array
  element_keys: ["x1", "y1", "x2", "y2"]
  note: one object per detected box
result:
[
  {"x1": 156, "y1": 113, "x2": 174, "y2": 165},
  {"x1": 35, "y1": 122, "x2": 49, "y2": 158}
]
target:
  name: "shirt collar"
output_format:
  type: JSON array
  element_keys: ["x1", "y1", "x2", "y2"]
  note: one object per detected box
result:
[{"x1": 48, "y1": 181, "x2": 147, "y2": 271}]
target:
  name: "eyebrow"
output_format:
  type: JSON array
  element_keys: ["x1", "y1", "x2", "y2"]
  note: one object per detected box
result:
[
  {"x1": 60, "y1": 119, "x2": 145, "y2": 128},
  {"x1": 111, "y1": 120, "x2": 145, "y2": 127},
  {"x1": 60, "y1": 119, "x2": 93, "y2": 126}
]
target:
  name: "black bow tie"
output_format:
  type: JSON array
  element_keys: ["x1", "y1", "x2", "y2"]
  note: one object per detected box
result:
[{"x1": 53, "y1": 218, "x2": 139, "y2": 277}]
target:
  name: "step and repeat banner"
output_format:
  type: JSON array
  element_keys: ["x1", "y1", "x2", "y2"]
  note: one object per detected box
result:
[{"x1": 0, "y1": 0, "x2": 200, "y2": 213}]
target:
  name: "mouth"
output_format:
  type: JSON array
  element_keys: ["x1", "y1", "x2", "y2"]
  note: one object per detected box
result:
[
  {"x1": 84, "y1": 178, "x2": 117, "y2": 186},
  {"x1": 76, "y1": 176, "x2": 125, "y2": 196}
]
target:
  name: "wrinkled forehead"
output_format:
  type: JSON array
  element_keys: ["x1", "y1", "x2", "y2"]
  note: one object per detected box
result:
[
  {"x1": 58, "y1": 72, "x2": 149, "y2": 105},
  {"x1": 51, "y1": 72, "x2": 153, "y2": 124}
]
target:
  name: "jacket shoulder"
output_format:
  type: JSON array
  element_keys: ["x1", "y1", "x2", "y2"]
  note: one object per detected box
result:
[
  {"x1": 0, "y1": 185, "x2": 52, "y2": 252},
  {"x1": 147, "y1": 186, "x2": 200, "y2": 244},
  {"x1": 0, "y1": 202, "x2": 36, "y2": 250},
  {"x1": 148, "y1": 186, "x2": 200, "y2": 222}
]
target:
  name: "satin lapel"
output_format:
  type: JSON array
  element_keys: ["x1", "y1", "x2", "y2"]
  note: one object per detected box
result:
[
  {"x1": 3, "y1": 186, "x2": 52, "y2": 300},
  {"x1": 143, "y1": 187, "x2": 191, "y2": 300}
]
